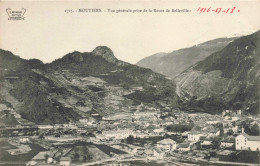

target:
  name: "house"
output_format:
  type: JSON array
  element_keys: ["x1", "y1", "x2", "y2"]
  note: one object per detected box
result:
[
  {"x1": 79, "y1": 119, "x2": 88, "y2": 124},
  {"x1": 178, "y1": 143, "x2": 190, "y2": 152},
  {"x1": 232, "y1": 126, "x2": 239, "y2": 133},
  {"x1": 60, "y1": 157, "x2": 71, "y2": 166},
  {"x1": 224, "y1": 116, "x2": 231, "y2": 121},
  {"x1": 251, "y1": 120, "x2": 260, "y2": 126},
  {"x1": 135, "y1": 132, "x2": 148, "y2": 138},
  {"x1": 144, "y1": 149, "x2": 154, "y2": 157},
  {"x1": 153, "y1": 148, "x2": 164, "y2": 160},
  {"x1": 201, "y1": 139, "x2": 212, "y2": 146},
  {"x1": 102, "y1": 129, "x2": 135, "y2": 139},
  {"x1": 217, "y1": 150, "x2": 233, "y2": 156},
  {"x1": 76, "y1": 124, "x2": 85, "y2": 133},
  {"x1": 95, "y1": 133, "x2": 106, "y2": 140},
  {"x1": 26, "y1": 161, "x2": 37, "y2": 166},
  {"x1": 156, "y1": 138, "x2": 177, "y2": 151},
  {"x1": 19, "y1": 137, "x2": 29, "y2": 143},
  {"x1": 206, "y1": 121, "x2": 219, "y2": 125},
  {"x1": 235, "y1": 128, "x2": 260, "y2": 151},
  {"x1": 133, "y1": 111, "x2": 157, "y2": 117},
  {"x1": 153, "y1": 128, "x2": 164, "y2": 133},
  {"x1": 188, "y1": 132, "x2": 204, "y2": 142},
  {"x1": 132, "y1": 147, "x2": 145, "y2": 155},
  {"x1": 181, "y1": 131, "x2": 189, "y2": 136},
  {"x1": 32, "y1": 151, "x2": 54, "y2": 163},
  {"x1": 208, "y1": 130, "x2": 220, "y2": 138},
  {"x1": 37, "y1": 125, "x2": 53, "y2": 129},
  {"x1": 221, "y1": 138, "x2": 235, "y2": 148}
]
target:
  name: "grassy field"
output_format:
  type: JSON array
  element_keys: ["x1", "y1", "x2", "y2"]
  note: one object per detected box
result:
[
  {"x1": 95, "y1": 144, "x2": 127, "y2": 155},
  {"x1": 220, "y1": 150, "x2": 260, "y2": 164},
  {"x1": 0, "y1": 139, "x2": 46, "y2": 162},
  {"x1": 59, "y1": 141, "x2": 127, "y2": 163},
  {"x1": 132, "y1": 134, "x2": 185, "y2": 146}
]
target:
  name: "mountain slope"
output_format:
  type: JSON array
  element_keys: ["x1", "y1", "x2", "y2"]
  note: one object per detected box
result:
[
  {"x1": 136, "y1": 37, "x2": 237, "y2": 78},
  {"x1": 175, "y1": 30, "x2": 260, "y2": 114},
  {"x1": 0, "y1": 46, "x2": 178, "y2": 124}
]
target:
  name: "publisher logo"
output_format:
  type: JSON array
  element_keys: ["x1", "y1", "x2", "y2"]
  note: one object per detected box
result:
[{"x1": 6, "y1": 8, "x2": 26, "y2": 21}]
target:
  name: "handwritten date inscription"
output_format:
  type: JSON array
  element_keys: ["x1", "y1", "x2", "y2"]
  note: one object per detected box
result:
[{"x1": 197, "y1": 7, "x2": 240, "y2": 14}]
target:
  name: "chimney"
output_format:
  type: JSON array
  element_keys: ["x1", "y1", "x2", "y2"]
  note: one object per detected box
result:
[{"x1": 242, "y1": 127, "x2": 244, "y2": 133}]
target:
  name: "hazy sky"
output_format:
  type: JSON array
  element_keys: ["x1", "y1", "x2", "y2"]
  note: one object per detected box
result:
[{"x1": 0, "y1": 1, "x2": 259, "y2": 64}]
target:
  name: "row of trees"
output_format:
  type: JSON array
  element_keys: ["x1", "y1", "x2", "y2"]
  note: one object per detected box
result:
[
  {"x1": 165, "y1": 123, "x2": 194, "y2": 133},
  {"x1": 242, "y1": 123, "x2": 260, "y2": 136}
]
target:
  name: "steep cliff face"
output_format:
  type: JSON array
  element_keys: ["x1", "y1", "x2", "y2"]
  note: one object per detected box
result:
[
  {"x1": 0, "y1": 46, "x2": 178, "y2": 124},
  {"x1": 136, "y1": 37, "x2": 237, "y2": 78},
  {"x1": 175, "y1": 31, "x2": 260, "y2": 114}
]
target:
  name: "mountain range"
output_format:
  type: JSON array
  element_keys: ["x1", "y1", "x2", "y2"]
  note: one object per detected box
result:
[
  {"x1": 175, "y1": 30, "x2": 260, "y2": 115},
  {"x1": 136, "y1": 37, "x2": 237, "y2": 78},
  {"x1": 0, "y1": 46, "x2": 178, "y2": 124},
  {"x1": 0, "y1": 30, "x2": 259, "y2": 125}
]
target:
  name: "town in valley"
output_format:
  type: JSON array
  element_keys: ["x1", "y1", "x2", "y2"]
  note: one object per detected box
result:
[{"x1": 1, "y1": 102, "x2": 260, "y2": 165}]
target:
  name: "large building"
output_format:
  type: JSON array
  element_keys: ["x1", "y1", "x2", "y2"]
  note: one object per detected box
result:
[
  {"x1": 102, "y1": 129, "x2": 135, "y2": 139},
  {"x1": 188, "y1": 131, "x2": 205, "y2": 142},
  {"x1": 156, "y1": 138, "x2": 177, "y2": 151},
  {"x1": 178, "y1": 143, "x2": 191, "y2": 152},
  {"x1": 235, "y1": 128, "x2": 260, "y2": 151},
  {"x1": 60, "y1": 157, "x2": 71, "y2": 166}
]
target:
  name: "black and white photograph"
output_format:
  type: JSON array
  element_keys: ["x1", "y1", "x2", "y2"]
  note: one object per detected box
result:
[{"x1": 0, "y1": 1, "x2": 260, "y2": 165}]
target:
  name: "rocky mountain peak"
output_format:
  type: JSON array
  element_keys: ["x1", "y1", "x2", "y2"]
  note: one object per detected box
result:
[{"x1": 91, "y1": 46, "x2": 117, "y2": 63}]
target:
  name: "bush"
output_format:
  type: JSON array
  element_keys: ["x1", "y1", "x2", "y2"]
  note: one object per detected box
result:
[{"x1": 126, "y1": 135, "x2": 134, "y2": 144}]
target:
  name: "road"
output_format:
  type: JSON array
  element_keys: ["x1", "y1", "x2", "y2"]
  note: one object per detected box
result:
[
  {"x1": 78, "y1": 157, "x2": 147, "y2": 166},
  {"x1": 0, "y1": 161, "x2": 27, "y2": 165}
]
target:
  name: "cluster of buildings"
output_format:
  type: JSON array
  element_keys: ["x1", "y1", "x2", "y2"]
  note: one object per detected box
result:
[
  {"x1": 3, "y1": 103, "x2": 260, "y2": 166},
  {"x1": 26, "y1": 152, "x2": 71, "y2": 166}
]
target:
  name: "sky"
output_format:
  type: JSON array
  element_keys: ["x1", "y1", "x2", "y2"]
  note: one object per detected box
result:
[{"x1": 0, "y1": 1, "x2": 259, "y2": 64}]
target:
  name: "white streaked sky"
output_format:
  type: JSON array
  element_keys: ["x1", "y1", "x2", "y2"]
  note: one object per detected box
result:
[{"x1": 0, "y1": 1, "x2": 259, "y2": 64}]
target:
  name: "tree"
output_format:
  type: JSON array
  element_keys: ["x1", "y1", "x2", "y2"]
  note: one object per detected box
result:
[
  {"x1": 83, "y1": 146, "x2": 88, "y2": 154},
  {"x1": 210, "y1": 151, "x2": 217, "y2": 157},
  {"x1": 86, "y1": 154, "x2": 93, "y2": 161},
  {"x1": 229, "y1": 152, "x2": 238, "y2": 162},
  {"x1": 44, "y1": 154, "x2": 49, "y2": 163},
  {"x1": 165, "y1": 124, "x2": 193, "y2": 133},
  {"x1": 216, "y1": 123, "x2": 224, "y2": 137},
  {"x1": 250, "y1": 123, "x2": 260, "y2": 136},
  {"x1": 74, "y1": 152, "x2": 79, "y2": 159},
  {"x1": 83, "y1": 156, "x2": 87, "y2": 162},
  {"x1": 227, "y1": 129, "x2": 234, "y2": 135},
  {"x1": 38, "y1": 133, "x2": 44, "y2": 139},
  {"x1": 81, "y1": 132, "x2": 86, "y2": 137},
  {"x1": 212, "y1": 137, "x2": 221, "y2": 149},
  {"x1": 196, "y1": 141, "x2": 202, "y2": 151},
  {"x1": 126, "y1": 135, "x2": 134, "y2": 144}
]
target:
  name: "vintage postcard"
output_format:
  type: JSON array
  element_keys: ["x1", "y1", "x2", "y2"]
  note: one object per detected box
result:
[{"x1": 0, "y1": 0, "x2": 259, "y2": 165}]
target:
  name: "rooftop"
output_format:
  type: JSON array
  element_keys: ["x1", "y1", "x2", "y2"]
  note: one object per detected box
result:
[
  {"x1": 32, "y1": 151, "x2": 54, "y2": 160},
  {"x1": 241, "y1": 132, "x2": 260, "y2": 141},
  {"x1": 178, "y1": 143, "x2": 190, "y2": 148},
  {"x1": 103, "y1": 129, "x2": 133, "y2": 134},
  {"x1": 60, "y1": 157, "x2": 71, "y2": 161},
  {"x1": 153, "y1": 147, "x2": 163, "y2": 153},
  {"x1": 221, "y1": 138, "x2": 235, "y2": 143},
  {"x1": 189, "y1": 131, "x2": 203, "y2": 135},
  {"x1": 157, "y1": 138, "x2": 176, "y2": 145}
]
